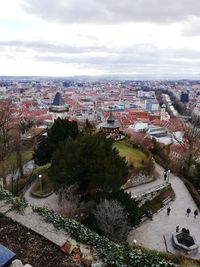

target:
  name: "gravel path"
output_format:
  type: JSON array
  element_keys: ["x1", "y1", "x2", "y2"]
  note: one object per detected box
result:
[{"x1": 128, "y1": 164, "x2": 199, "y2": 252}]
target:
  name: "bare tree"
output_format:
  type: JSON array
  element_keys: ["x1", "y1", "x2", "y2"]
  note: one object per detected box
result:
[
  {"x1": 173, "y1": 116, "x2": 200, "y2": 177},
  {"x1": 12, "y1": 128, "x2": 24, "y2": 179},
  {"x1": 184, "y1": 118, "x2": 200, "y2": 176},
  {"x1": 57, "y1": 183, "x2": 80, "y2": 217},
  {"x1": 8, "y1": 154, "x2": 19, "y2": 194},
  {"x1": 92, "y1": 199, "x2": 130, "y2": 243},
  {"x1": 0, "y1": 100, "x2": 13, "y2": 186}
]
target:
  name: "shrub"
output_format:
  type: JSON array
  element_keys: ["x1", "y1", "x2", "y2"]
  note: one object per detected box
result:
[
  {"x1": 94, "y1": 189, "x2": 141, "y2": 227},
  {"x1": 181, "y1": 177, "x2": 200, "y2": 210},
  {"x1": 92, "y1": 199, "x2": 130, "y2": 242},
  {"x1": 0, "y1": 185, "x2": 27, "y2": 213}
]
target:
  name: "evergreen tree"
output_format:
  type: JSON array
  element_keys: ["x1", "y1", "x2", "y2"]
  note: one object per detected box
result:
[
  {"x1": 49, "y1": 133, "x2": 128, "y2": 192},
  {"x1": 82, "y1": 119, "x2": 95, "y2": 134},
  {"x1": 33, "y1": 118, "x2": 79, "y2": 165}
]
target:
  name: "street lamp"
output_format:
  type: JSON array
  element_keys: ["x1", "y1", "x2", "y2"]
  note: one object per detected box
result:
[
  {"x1": 38, "y1": 174, "x2": 42, "y2": 194},
  {"x1": 167, "y1": 170, "x2": 170, "y2": 182}
]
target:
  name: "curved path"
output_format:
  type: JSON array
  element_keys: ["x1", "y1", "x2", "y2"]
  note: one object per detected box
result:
[
  {"x1": 128, "y1": 164, "x2": 200, "y2": 252},
  {"x1": 24, "y1": 182, "x2": 59, "y2": 210}
]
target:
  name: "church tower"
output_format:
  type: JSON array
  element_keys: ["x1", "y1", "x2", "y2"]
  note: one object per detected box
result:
[
  {"x1": 49, "y1": 92, "x2": 69, "y2": 120},
  {"x1": 160, "y1": 104, "x2": 166, "y2": 121}
]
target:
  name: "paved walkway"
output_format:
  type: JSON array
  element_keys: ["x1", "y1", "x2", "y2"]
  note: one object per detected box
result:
[
  {"x1": 24, "y1": 182, "x2": 59, "y2": 210},
  {"x1": 128, "y1": 164, "x2": 200, "y2": 252},
  {"x1": 23, "y1": 162, "x2": 200, "y2": 254}
]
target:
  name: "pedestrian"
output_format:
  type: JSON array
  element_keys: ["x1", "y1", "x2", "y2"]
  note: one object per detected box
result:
[
  {"x1": 194, "y1": 209, "x2": 198, "y2": 218},
  {"x1": 146, "y1": 210, "x2": 153, "y2": 220},
  {"x1": 176, "y1": 226, "x2": 179, "y2": 233},
  {"x1": 164, "y1": 172, "x2": 167, "y2": 181},
  {"x1": 186, "y1": 208, "x2": 191, "y2": 217},
  {"x1": 167, "y1": 207, "x2": 171, "y2": 216}
]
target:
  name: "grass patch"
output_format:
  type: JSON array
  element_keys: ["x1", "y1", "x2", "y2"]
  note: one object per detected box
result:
[
  {"x1": 22, "y1": 150, "x2": 33, "y2": 163},
  {"x1": 32, "y1": 163, "x2": 51, "y2": 176},
  {"x1": 0, "y1": 150, "x2": 33, "y2": 177},
  {"x1": 113, "y1": 140, "x2": 147, "y2": 168},
  {"x1": 6, "y1": 175, "x2": 32, "y2": 195}
]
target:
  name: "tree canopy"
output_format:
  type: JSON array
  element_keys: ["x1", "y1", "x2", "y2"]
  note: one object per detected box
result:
[
  {"x1": 33, "y1": 118, "x2": 79, "y2": 165},
  {"x1": 82, "y1": 119, "x2": 95, "y2": 134},
  {"x1": 49, "y1": 133, "x2": 128, "y2": 192},
  {"x1": 19, "y1": 119, "x2": 34, "y2": 134}
]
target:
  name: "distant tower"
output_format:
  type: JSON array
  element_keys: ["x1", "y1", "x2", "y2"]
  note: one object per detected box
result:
[
  {"x1": 99, "y1": 111, "x2": 121, "y2": 135},
  {"x1": 160, "y1": 104, "x2": 166, "y2": 121},
  {"x1": 180, "y1": 92, "x2": 189, "y2": 103},
  {"x1": 49, "y1": 92, "x2": 69, "y2": 120}
]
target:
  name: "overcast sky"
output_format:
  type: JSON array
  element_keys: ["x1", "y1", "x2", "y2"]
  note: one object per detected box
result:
[{"x1": 1, "y1": 0, "x2": 200, "y2": 78}]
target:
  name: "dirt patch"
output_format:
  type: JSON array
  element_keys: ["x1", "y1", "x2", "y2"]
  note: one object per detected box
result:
[{"x1": 0, "y1": 214, "x2": 81, "y2": 267}]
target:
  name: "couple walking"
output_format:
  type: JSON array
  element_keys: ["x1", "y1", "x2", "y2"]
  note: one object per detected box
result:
[{"x1": 186, "y1": 208, "x2": 198, "y2": 218}]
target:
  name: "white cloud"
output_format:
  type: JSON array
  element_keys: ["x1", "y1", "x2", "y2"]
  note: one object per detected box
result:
[
  {"x1": 22, "y1": 0, "x2": 200, "y2": 24},
  {"x1": 0, "y1": 0, "x2": 200, "y2": 78}
]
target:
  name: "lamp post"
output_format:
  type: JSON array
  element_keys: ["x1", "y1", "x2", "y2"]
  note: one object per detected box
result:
[
  {"x1": 167, "y1": 170, "x2": 170, "y2": 182},
  {"x1": 38, "y1": 174, "x2": 42, "y2": 194}
]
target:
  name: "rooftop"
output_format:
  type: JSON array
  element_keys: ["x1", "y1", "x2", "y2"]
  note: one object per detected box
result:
[
  {"x1": 52, "y1": 92, "x2": 64, "y2": 106},
  {"x1": 100, "y1": 111, "x2": 121, "y2": 129}
]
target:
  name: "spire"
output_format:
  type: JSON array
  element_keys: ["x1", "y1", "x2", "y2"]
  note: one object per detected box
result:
[
  {"x1": 52, "y1": 92, "x2": 64, "y2": 106},
  {"x1": 107, "y1": 111, "x2": 115, "y2": 123}
]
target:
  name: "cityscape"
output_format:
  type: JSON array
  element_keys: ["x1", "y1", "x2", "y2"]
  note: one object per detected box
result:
[{"x1": 1, "y1": 1, "x2": 200, "y2": 267}]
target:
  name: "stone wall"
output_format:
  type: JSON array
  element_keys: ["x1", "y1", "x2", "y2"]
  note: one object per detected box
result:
[
  {"x1": 123, "y1": 173, "x2": 154, "y2": 189},
  {"x1": 132, "y1": 182, "x2": 171, "y2": 207}
]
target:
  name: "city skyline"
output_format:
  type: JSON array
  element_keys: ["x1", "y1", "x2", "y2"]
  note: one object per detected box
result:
[{"x1": 1, "y1": 0, "x2": 200, "y2": 78}]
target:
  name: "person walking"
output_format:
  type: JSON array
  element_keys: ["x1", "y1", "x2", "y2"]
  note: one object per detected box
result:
[
  {"x1": 186, "y1": 208, "x2": 191, "y2": 217},
  {"x1": 194, "y1": 209, "x2": 198, "y2": 218},
  {"x1": 176, "y1": 226, "x2": 179, "y2": 233},
  {"x1": 167, "y1": 207, "x2": 171, "y2": 216},
  {"x1": 164, "y1": 172, "x2": 167, "y2": 181}
]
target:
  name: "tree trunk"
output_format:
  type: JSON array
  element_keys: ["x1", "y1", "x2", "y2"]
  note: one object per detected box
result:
[
  {"x1": 2, "y1": 159, "x2": 7, "y2": 187},
  {"x1": 15, "y1": 141, "x2": 24, "y2": 179}
]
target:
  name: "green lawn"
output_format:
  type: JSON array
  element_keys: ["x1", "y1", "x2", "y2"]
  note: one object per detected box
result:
[
  {"x1": 0, "y1": 150, "x2": 33, "y2": 177},
  {"x1": 32, "y1": 163, "x2": 51, "y2": 176},
  {"x1": 113, "y1": 141, "x2": 146, "y2": 168}
]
